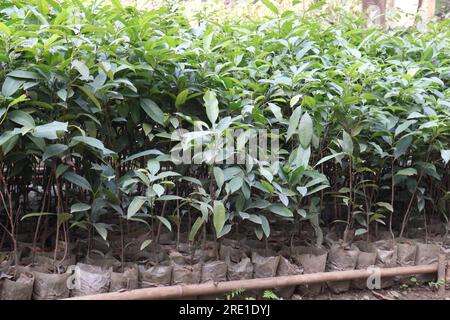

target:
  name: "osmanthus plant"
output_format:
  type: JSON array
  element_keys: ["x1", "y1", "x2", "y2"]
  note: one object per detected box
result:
[{"x1": 0, "y1": 0, "x2": 450, "y2": 259}]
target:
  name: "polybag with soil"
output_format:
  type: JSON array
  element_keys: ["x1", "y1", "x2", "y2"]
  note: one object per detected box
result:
[
  {"x1": 274, "y1": 256, "x2": 303, "y2": 299},
  {"x1": 0, "y1": 272, "x2": 34, "y2": 300},
  {"x1": 172, "y1": 263, "x2": 202, "y2": 285},
  {"x1": 227, "y1": 257, "x2": 253, "y2": 281},
  {"x1": 251, "y1": 252, "x2": 280, "y2": 279},
  {"x1": 199, "y1": 260, "x2": 228, "y2": 300},
  {"x1": 70, "y1": 263, "x2": 111, "y2": 297},
  {"x1": 220, "y1": 240, "x2": 246, "y2": 263},
  {"x1": 140, "y1": 264, "x2": 173, "y2": 288},
  {"x1": 201, "y1": 260, "x2": 227, "y2": 283},
  {"x1": 83, "y1": 251, "x2": 121, "y2": 270},
  {"x1": 414, "y1": 243, "x2": 440, "y2": 283},
  {"x1": 351, "y1": 241, "x2": 377, "y2": 290},
  {"x1": 326, "y1": 244, "x2": 359, "y2": 293},
  {"x1": 291, "y1": 246, "x2": 328, "y2": 296},
  {"x1": 395, "y1": 239, "x2": 417, "y2": 284},
  {"x1": 110, "y1": 264, "x2": 139, "y2": 292},
  {"x1": 32, "y1": 271, "x2": 71, "y2": 300},
  {"x1": 374, "y1": 240, "x2": 398, "y2": 288}
]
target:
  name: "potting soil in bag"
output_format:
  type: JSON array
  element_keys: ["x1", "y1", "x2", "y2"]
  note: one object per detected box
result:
[
  {"x1": 172, "y1": 263, "x2": 202, "y2": 285},
  {"x1": 33, "y1": 254, "x2": 76, "y2": 271},
  {"x1": 70, "y1": 263, "x2": 111, "y2": 297},
  {"x1": 32, "y1": 271, "x2": 70, "y2": 300},
  {"x1": 292, "y1": 246, "x2": 328, "y2": 296},
  {"x1": 414, "y1": 243, "x2": 440, "y2": 283},
  {"x1": 251, "y1": 252, "x2": 280, "y2": 279},
  {"x1": 374, "y1": 240, "x2": 398, "y2": 289},
  {"x1": 84, "y1": 253, "x2": 121, "y2": 270},
  {"x1": 199, "y1": 260, "x2": 228, "y2": 300},
  {"x1": 220, "y1": 243, "x2": 245, "y2": 263},
  {"x1": 140, "y1": 264, "x2": 173, "y2": 288},
  {"x1": 326, "y1": 244, "x2": 359, "y2": 293},
  {"x1": 395, "y1": 239, "x2": 417, "y2": 284},
  {"x1": 351, "y1": 241, "x2": 377, "y2": 290},
  {"x1": 168, "y1": 251, "x2": 186, "y2": 265},
  {"x1": 274, "y1": 256, "x2": 303, "y2": 299},
  {"x1": 201, "y1": 260, "x2": 227, "y2": 283},
  {"x1": 110, "y1": 265, "x2": 139, "y2": 292},
  {"x1": 0, "y1": 253, "x2": 12, "y2": 272},
  {"x1": 0, "y1": 272, "x2": 34, "y2": 300},
  {"x1": 227, "y1": 258, "x2": 253, "y2": 281}
]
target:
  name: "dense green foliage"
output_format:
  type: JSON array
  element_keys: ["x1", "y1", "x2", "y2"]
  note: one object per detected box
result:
[{"x1": 1, "y1": 0, "x2": 450, "y2": 263}]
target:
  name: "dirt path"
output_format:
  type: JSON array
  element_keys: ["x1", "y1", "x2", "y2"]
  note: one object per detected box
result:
[{"x1": 296, "y1": 285, "x2": 450, "y2": 300}]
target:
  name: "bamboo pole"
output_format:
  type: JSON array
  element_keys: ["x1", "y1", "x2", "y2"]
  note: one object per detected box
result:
[
  {"x1": 438, "y1": 254, "x2": 446, "y2": 297},
  {"x1": 65, "y1": 263, "x2": 439, "y2": 300}
]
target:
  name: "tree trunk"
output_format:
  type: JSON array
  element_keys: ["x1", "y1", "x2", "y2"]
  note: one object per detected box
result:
[
  {"x1": 418, "y1": 0, "x2": 436, "y2": 18},
  {"x1": 363, "y1": 0, "x2": 387, "y2": 25}
]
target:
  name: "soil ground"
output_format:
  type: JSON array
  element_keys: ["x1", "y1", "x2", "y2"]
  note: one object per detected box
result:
[{"x1": 296, "y1": 285, "x2": 450, "y2": 300}]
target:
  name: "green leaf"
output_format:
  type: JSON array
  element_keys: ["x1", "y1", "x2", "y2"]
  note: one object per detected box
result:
[
  {"x1": 355, "y1": 228, "x2": 368, "y2": 236},
  {"x1": 33, "y1": 121, "x2": 68, "y2": 139},
  {"x1": 189, "y1": 217, "x2": 204, "y2": 241},
  {"x1": 43, "y1": 144, "x2": 68, "y2": 161},
  {"x1": 175, "y1": 89, "x2": 190, "y2": 108},
  {"x1": 261, "y1": 180, "x2": 274, "y2": 193},
  {"x1": 396, "y1": 168, "x2": 417, "y2": 176},
  {"x1": 74, "y1": 85, "x2": 101, "y2": 110},
  {"x1": 140, "y1": 99, "x2": 164, "y2": 126},
  {"x1": 0, "y1": 22, "x2": 11, "y2": 36},
  {"x1": 217, "y1": 224, "x2": 232, "y2": 238},
  {"x1": 94, "y1": 223, "x2": 108, "y2": 241},
  {"x1": 43, "y1": 34, "x2": 60, "y2": 51},
  {"x1": 260, "y1": 215, "x2": 270, "y2": 238},
  {"x1": 298, "y1": 112, "x2": 313, "y2": 148},
  {"x1": 152, "y1": 184, "x2": 165, "y2": 197},
  {"x1": 0, "y1": 128, "x2": 20, "y2": 147},
  {"x1": 8, "y1": 70, "x2": 43, "y2": 80},
  {"x1": 2, "y1": 77, "x2": 24, "y2": 97},
  {"x1": 213, "y1": 200, "x2": 226, "y2": 236},
  {"x1": 70, "y1": 203, "x2": 91, "y2": 213},
  {"x1": 268, "y1": 205, "x2": 293, "y2": 217},
  {"x1": 261, "y1": 0, "x2": 279, "y2": 14},
  {"x1": 63, "y1": 171, "x2": 92, "y2": 192},
  {"x1": 394, "y1": 136, "x2": 412, "y2": 159},
  {"x1": 147, "y1": 159, "x2": 160, "y2": 175},
  {"x1": 228, "y1": 176, "x2": 243, "y2": 194},
  {"x1": 57, "y1": 213, "x2": 72, "y2": 227},
  {"x1": 213, "y1": 167, "x2": 224, "y2": 190},
  {"x1": 122, "y1": 149, "x2": 162, "y2": 163},
  {"x1": 56, "y1": 164, "x2": 68, "y2": 178},
  {"x1": 70, "y1": 136, "x2": 115, "y2": 156},
  {"x1": 395, "y1": 120, "x2": 416, "y2": 136},
  {"x1": 7, "y1": 94, "x2": 27, "y2": 107},
  {"x1": 140, "y1": 239, "x2": 152, "y2": 251},
  {"x1": 377, "y1": 202, "x2": 393, "y2": 212},
  {"x1": 156, "y1": 216, "x2": 171, "y2": 232},
  {"x1": 72, "y1": 60, "x2": 91, "y2": 81},
  {"x1": 441, "y1": 150, "x2": 450, "y2": 165},
  {"x1": 302, "y1": 95, "x2": 316, "y2": 108},
  {"x1": 314, "y1": 152, "x2": 344, "y2": 167},
  {"x1": 204, "y1": 90, "x2": 219, "y2": 125},
  {"x1": 286, "y1": 107, "x2": 301, "y2": 142},
  {"x1": 21, "y1": 212, "x2": 55, "y2": 221},
  {"x1": 341, "y1": 131, "x2": 353, "y2": 155},
  {"x1": 127, "y1": 196, "x2": 146, "y2": 219},
  {"x1": 8, "y1": 110, "x2": 35, "y2": 127},
  {"x1": 422, "y1": 46, "x2": 434, "y2": 61}
]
